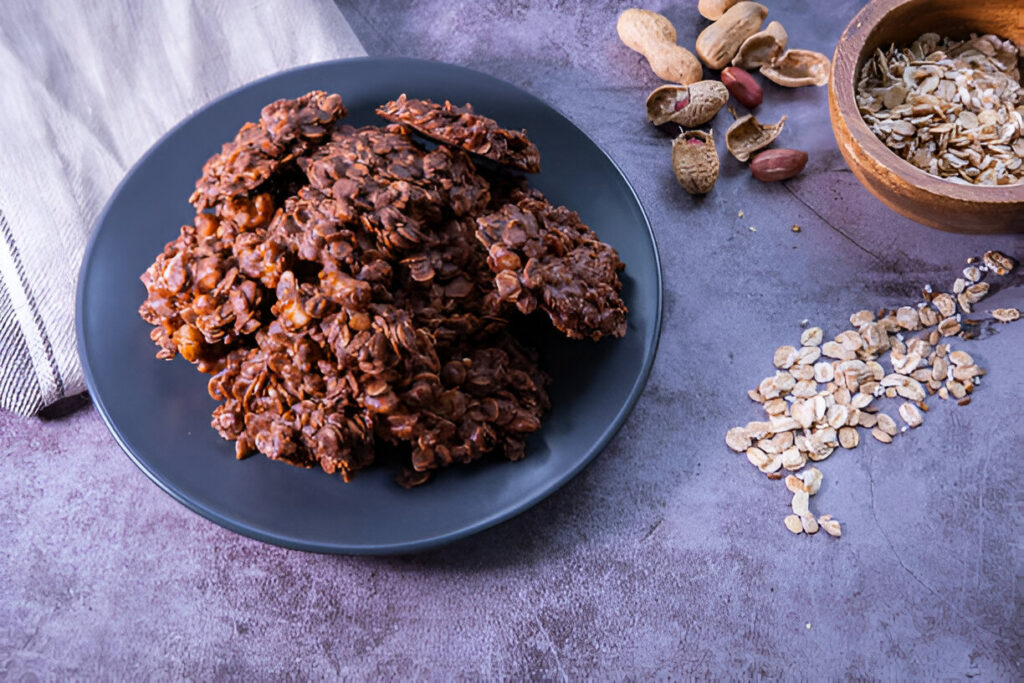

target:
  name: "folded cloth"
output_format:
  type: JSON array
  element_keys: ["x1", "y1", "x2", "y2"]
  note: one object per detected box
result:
[{"x1": 0, "y1": 0, "x2": 365, "y2": 416}]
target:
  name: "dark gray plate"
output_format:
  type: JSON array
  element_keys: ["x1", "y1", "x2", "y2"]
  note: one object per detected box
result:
[{"x1": 76, "y1": 57, "x2": 662, "y2": 554}]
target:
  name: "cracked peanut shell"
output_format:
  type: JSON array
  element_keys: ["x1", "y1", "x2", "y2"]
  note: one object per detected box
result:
[
  {"x1": 725, "y1": 113, "x2": 786, "y2": 162},
  {"x1": 760, "y1": 49, "x2": 830, "y2": 87},
  {"x1": 732, "y1": 21, "x2": 788, "y2": 69}
]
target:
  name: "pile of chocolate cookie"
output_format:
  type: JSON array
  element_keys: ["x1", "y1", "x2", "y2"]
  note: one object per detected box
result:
[{"x1": 139, "y1": 91, "x2": 627, "y2": 485}]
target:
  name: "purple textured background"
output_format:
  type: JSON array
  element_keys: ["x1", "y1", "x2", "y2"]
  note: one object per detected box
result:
[{"x1": 2, "y1": 0, "x2": 1022, "y2": 677}]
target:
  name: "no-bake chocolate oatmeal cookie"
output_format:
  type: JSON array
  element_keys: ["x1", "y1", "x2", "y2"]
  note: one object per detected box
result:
[
  {"x1": 376, "y1": 94, "x2": 542, "y2": 173},
  {"x1": 140, "y1": 90, "x2": 625, "y2": 486}
]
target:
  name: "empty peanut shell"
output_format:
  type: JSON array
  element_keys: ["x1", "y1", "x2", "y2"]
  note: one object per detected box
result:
[
  {"x1": 732, "y1": 21, "x2": 788, "y2": 69},
  {"x1": 725, "y1": 113, "x2": 786, "y2": 162},
  {"x1": 760, "y1": 49, "x2": 831, "y2": 87}
]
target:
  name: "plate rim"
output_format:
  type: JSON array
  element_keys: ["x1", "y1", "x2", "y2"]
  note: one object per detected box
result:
[{"x1": 75, "y1": 56, "x2": 663, "y2": 555}]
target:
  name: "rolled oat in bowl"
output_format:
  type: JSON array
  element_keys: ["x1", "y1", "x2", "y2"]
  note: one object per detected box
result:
[{"x1": 856, "y1": 32, "x2": 1024, "y2": 186}]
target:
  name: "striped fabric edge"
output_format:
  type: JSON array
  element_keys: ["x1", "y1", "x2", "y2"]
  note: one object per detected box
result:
[
  {"x1": 0, "y1": 267, "x2": 43, "y2": 416},
  {"x1": 0, "y1": 209, "x2": 65, "y2": 416}
]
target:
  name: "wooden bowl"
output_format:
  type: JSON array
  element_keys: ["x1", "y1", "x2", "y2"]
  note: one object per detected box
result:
[{"x1": 828, "y1": 0, "x2": 1024, "y2": 233}]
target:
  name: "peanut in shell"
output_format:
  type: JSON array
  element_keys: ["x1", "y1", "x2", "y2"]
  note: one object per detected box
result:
[
  {"x1": 695, "y1": 1, "x2": 768, "y2": 70},
  {"x1": 697, "y1": 0, "x2": 744, "y2": 20},
  {"x1": 646, "y1": 81, "x2": 729, "y2": 127},
  {"x1": 617, "y1": 9, "x2": 703, "y2": 85},
  {"x1": 672, "y1": 130, "x2": 719, "y2": 195}
]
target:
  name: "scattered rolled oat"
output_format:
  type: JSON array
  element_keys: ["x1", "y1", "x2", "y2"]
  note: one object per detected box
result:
[
  {"x1": 792, "y1": 490, "x2": 810, "y2": 516},
  {"x1": 948, "y1": 350, "x2": 973, "y2": 366},
  {"x1": 938, "y1": 317, "x2": 961, "y2": 337},
  {"x1": 798, "y1": 467, "x2": 823, "y2": 495},
  {"x1": 871, "y1": 427, "x2": 893, "y2": 444},
  {"x1": 992, "y1": 308, "x2": 1020, "y2": 322},
  {"x1": 838, "y1": 426, "x2": 859, "y2": 448},
  {"x1": 726, "y1": 426, "x2": 752, "y2": 452},
  {"x1": 773, "y1": 345, "x2": 799, "y2": 369},
  {"x1": 818, "y1": 515, "x2": 841, "y2": 537},
  {"x1": 727, "y1": 252, "x2": 1018, "y2": 538},
  {"x1": 800, "y1": 326, "x2": 823, "y2": 346},
  {"x1": 984, "y1": 250, "x2": 1014, "y2": 276},
  {"x1": 898, "y1": 402, "x2": 923, "y2": 427}
]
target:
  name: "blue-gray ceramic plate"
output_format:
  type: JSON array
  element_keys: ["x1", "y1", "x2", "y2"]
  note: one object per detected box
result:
[{"x1": 77, "y1": 57, "x2": 662, "y2": 554}]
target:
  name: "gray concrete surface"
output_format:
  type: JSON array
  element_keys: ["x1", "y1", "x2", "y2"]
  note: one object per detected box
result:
[{"x1": 2, "y1": 0, "x2": 1022, "y2": 677}]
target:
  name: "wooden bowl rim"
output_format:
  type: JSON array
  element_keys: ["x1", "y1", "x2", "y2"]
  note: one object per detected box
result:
[{"x1": 831, "y1": 0, "x2": 1024, "y2": 203}]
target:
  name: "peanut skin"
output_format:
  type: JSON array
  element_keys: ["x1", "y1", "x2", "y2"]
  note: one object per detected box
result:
[
  {"x1": 617, "y1": 9, "x2": 703, "y2": 86},
  {"x1": 750, "y1": 148, "x2": 808, "y2": 182},
  {"x1": 695, "y1": 1, "x2": 768, "y2": 71},
  {"x1": 721, "y1": 66, "x2": 762, "y2": 109}
]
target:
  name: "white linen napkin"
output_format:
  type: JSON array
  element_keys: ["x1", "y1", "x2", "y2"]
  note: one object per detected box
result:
[{"x1": 0, "y1": 0, "x2": 365, "y2": 416}]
